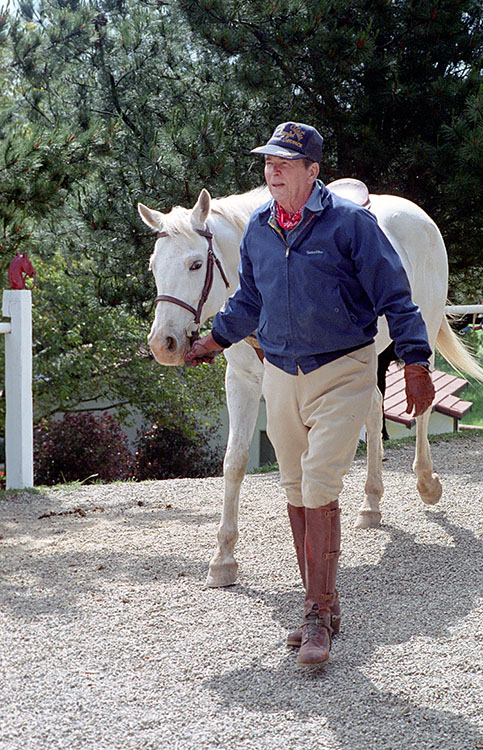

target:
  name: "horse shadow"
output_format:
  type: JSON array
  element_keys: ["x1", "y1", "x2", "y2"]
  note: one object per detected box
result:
[{"x1": 203, "y1": 511, "x2": 482, "y2": 749}]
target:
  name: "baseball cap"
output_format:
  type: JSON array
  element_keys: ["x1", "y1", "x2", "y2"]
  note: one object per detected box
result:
[{"x1": 251, "y1": 121, "x2": 323, "y2": 162}]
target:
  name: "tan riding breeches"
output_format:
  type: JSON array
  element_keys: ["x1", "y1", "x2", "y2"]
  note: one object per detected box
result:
[{"x1": 262, "y1": 344, "x2": 377, "y2": 508}]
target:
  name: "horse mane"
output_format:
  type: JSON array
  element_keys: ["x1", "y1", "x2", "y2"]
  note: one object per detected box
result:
[
  {"x1": 210, "y1": 186, "x2": 270, "y2": 232},
  {"x1": 158, "y1": 186, "x2": 270, "y2": 237}
]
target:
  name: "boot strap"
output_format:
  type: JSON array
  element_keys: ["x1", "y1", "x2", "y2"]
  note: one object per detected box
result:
[
  {"x1": 296, "y1": 611, "x2": 340, "y2": 630},
  {"x1": 322, "y1": 551, "x2": 341, "y2": 561},
  {"x1": 304, "y1": 592, "x2": 338, "y2": 612},
  {"x1": 322, "y1": 507, "x2": 341, "y2": 519},
  {"x1": 320, "y1": 591, "x2": 338, "y2": 605},
  {"x1": 302, "y1": 612, "x2": 333, "y2": 644}
]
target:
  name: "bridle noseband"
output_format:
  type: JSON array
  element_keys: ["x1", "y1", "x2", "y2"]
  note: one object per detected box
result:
[{"x1": 153, "y1": 226, "x2": 230, "y2": 343}]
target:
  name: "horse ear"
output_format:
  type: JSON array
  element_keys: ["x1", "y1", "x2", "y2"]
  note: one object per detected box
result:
[
  {"x1": 191, "y1": 189, "x2": 211, "y2": 230},
  {"x1": 138, "y1": 203, "x2": 164, "y2": 232}
]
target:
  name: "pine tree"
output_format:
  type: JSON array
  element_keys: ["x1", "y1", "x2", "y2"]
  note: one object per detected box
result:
[
  {"x1": 1, "y1": 0, "x2": 228, "y2": 433},
  {"x1": 2, "y1": 0, "x2": 481, "y2": 445},
  {"x1": 0, "y1": 8, "x2": 109, "y2": 273},
  {"x1": 179, "y1": 0, "x2": 483, "y2": 296}
]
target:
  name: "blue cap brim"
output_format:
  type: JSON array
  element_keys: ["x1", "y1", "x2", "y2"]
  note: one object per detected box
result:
[{"x1": 250, "y1": 144, "x2": 306, "y2": 159}]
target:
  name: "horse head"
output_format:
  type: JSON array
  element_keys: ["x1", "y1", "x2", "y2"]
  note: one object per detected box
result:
[
  {"x1": 138, "y1": 189, "x2": 232, "y2": 366},
  {"x1": 21, "y1": 252, "x2": 36, "y2": 279},
  {"x1": 8, "y1": 251, "x2": 36, "y2": 290}
]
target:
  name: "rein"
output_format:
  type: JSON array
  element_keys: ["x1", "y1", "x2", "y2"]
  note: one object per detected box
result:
[{"x1": 154, "y1": 226, "x2": 230, "y2": 341}]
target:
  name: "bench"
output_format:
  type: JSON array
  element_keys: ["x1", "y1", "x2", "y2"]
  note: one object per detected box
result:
[{"x1": 384, "y1": 362, "x2": 473, "y2": 430}]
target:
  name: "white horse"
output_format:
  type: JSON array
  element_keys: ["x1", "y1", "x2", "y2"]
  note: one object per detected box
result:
[{"x1": 138, "y1": 180, "x2": 483, "y2": 588}]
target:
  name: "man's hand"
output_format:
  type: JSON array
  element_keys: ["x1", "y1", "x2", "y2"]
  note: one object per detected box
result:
[
  {"x1": 185, "y1": 332, "x2": 224, "y2": 366},
  {"x1": 404, "y1": 364, "x2": 435, "y2": 417}
]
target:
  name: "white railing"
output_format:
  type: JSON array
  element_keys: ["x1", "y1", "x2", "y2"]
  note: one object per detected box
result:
[
  {"x1": 2, "y1": 290, "x2": 33, "y2": 490},
  {"x1": 445, "y1": 305, "x2": 483, "y2": 315}
]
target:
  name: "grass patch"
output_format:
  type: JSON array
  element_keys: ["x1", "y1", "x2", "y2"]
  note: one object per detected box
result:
[
  {"x1": 0, "y1": 486, "x2": 45, "y2": 500},
  {"x1": 250, "y1": 461, "x2": 279, "y2": 474}
]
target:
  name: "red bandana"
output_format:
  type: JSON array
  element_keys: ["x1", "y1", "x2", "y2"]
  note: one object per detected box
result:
[{"x1": 275, "y1": 202, "x2": 303, "y2": 230}]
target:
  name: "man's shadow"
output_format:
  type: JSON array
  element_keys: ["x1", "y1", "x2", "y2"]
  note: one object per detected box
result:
[{"x1": 204, "y1": 511, "x2": 482, "y2": 750}]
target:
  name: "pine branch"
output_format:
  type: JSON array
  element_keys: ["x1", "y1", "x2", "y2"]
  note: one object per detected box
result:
[{"x1": 20, "y1": 92, "x2": 53, "y2": 124}]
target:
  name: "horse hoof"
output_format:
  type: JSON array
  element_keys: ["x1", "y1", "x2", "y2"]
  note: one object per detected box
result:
[
  {"x1": 418, "y1": 475, "x2": 443, "y2": 505},
  {"x1": 355, "y1": 510, "x2": 382, "y2": 529},
  {"x1": 205, "y1": 561, "x2": 238, "y2": 588},
  {"x1": 420, "y1": 492, "x2": 442, "y2": 506}
]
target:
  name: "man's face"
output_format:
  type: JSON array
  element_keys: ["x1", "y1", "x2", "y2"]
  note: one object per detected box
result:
[{"x1": 264, "y1": 155, "x2": 319, "y2": 212}]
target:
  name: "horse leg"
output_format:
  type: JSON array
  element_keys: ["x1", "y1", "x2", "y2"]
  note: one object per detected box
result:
[
  {"x1": 377, "y1": 343, "x2": 395, "y2": 441},
  {"x1": 355, "y1": 346, "x2": 392, "y2": 527},
  {"x1": 355, "y1": 387, "x2": 384, "y2": 529},
  {"x1": 206, "y1": 349, "x2": 263, "y2": 587},
  {"x1": 413, "y1": 409, "x2": 442, "y2": 505}
]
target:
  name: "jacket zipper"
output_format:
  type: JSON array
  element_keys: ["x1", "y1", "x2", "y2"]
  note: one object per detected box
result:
[
  {"x1": 268, "y1": 217, "x2": 290, "y2": 256},
  {"x1": 269, "y1": 212, "x2": 317, "y2": 256}
]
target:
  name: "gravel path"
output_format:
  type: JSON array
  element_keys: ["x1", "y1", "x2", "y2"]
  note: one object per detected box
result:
[{"x1": 1, "y1": 434, "x2": 482, "y2": 750}]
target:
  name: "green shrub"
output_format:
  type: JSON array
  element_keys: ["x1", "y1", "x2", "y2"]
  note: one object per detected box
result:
[
  {"x1": 34, "y1": 411, "x2": 132, "y2": 485},
  {"x1": 132, "y1": 414, "x2": 223, "y2": 481}
]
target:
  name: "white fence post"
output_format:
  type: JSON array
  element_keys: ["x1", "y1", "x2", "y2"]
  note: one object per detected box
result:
[{"x1": 2, "y1": 290, "x2": 33, "y2": 490}]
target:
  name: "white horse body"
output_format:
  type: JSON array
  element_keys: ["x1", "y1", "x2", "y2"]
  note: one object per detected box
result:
[
  {"x1": 138, "y1": 183, "x2": 482, "y2": 588},
  {"x1": 371, "y1": 195, "x2": 449, "y2": 353}
]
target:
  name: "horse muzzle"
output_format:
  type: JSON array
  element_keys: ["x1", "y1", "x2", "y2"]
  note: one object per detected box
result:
[{"x1": 148, "y1": 326, "x2": 197, "y2": 366}]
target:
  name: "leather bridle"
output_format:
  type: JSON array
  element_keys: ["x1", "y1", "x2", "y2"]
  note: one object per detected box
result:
[{"x1": 153, "y1": 226, "x2": 230, "y2": 343}]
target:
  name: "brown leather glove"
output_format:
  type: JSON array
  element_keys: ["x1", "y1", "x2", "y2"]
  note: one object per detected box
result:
[
  {"x1": 185, "y1": 332, "x2": 224, "y2": 366},
  {"x1": 404, "y1": 364, "x2": 435, "y2": 417}
]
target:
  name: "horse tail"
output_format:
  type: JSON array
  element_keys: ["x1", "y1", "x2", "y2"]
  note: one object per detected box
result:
[{"x1": 436, "y1": 316, "x2": 483, "y2": 382}]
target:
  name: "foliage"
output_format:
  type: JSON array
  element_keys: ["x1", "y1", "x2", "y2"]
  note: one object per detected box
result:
[
  {"x1": 132, "y1": 411, "x2": 223, "y2": 480},
  {"x1": 179, "y1": 0, "x2": 483, "y2": 296},
  {"x1": 29, "y1": 255, "x2": 226, "y2": 425},
  {"x1": 3, "y1": 0, "x2": 248, "y2": 301},
  {"x1": 0, "y1": 0, "x2": 481, "y2": 443},
  {"x1": 33, "y1": 411, "x2": 132, "y2": 485},
  {"x1": 356, "y1": 427, "x2": 483, "y2": 457},
  {"x1": 1, "y1": 0, "x2": 229, "y2": 434},
  {"x1": 250, "y1": 461, "x2": 279, "y2": 475},
  {"x1": 0, "y1": 7, "x2": 110, "y2": 278}
]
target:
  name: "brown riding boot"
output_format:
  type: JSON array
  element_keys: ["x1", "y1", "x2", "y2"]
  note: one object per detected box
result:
[
  {"x1": 287, "y1": 504, "x2": 306, "y2": 587},
  {"x1": 286, "y1": 503, "x2": 341, "y2": 647},
  {"x1": 296, "y1": 500, "x2": 341, "y2": 667},
  {"x1": 286, "y1": 594, "x2": 341, "y2": 646}
]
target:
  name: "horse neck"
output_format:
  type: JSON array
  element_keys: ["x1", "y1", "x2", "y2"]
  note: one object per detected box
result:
[
  {"x1": 209, "y1": 213, "x2": 244, "y2": 299},
  {"x1": 8, "y1": 257, "x2": 21, "y2": 278},
  {"x1": 209, "y1": 186, "x2": 270, "y2": 299}
]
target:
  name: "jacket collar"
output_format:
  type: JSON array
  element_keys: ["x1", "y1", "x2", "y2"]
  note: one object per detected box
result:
[{"x1": 259, "y1": 180, "x2": 331, "y2": 224}]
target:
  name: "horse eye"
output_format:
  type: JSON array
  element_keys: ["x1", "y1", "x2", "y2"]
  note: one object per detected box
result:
[{"x1": 189, "y1": 260, "x2": 203, "y2": 271}]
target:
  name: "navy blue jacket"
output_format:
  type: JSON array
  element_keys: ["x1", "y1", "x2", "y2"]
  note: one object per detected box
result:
[{"x1": 212, "y1": 181, "x2": 432, "y2": 375}]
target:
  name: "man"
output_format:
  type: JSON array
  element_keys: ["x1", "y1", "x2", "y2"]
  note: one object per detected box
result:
[{"x1": 186, "y1": 122, "x2": 435, "y2": 668}]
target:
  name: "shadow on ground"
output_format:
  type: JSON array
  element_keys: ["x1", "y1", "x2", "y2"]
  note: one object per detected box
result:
[{"x1": 203, "y1": 512, "x2": 482, "y2": 750}]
